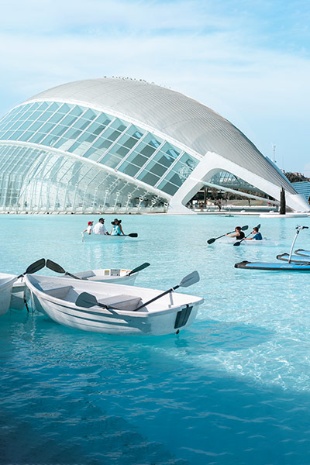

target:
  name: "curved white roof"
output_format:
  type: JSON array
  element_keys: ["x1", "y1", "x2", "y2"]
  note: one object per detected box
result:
[{"x1": 27, "y1": 77, "x2": 294, "y2": 194}]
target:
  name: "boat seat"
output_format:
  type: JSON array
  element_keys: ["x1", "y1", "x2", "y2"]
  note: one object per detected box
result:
[
  {"x1": 74, "y1": 270, "x2": 96, "y2": 279},
  {"x1": 98, "y1": 294, "x2": 142, "y2": 311},
  {"x1": 44, "y1": 285, "x2": 74, "y2": 299}
]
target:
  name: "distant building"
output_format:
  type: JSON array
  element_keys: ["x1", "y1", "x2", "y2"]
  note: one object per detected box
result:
[
  {"x1": 0, "y1": 77, "x2": 308, "y2": 213},
  {"x1": 292, "y1": 182, "x2": 310, "y2": 204}
]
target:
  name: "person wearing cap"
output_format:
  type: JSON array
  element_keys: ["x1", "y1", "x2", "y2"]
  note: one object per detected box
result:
[
  {"x1": 83, "y1": 221, "x2": 94, "y2": 235},
  {"x1": 110, "y1": 218, "x2": 125, "y2": 236},
  {"x1": 93, "y1": 218, "x2": 109, "y2": 235}
]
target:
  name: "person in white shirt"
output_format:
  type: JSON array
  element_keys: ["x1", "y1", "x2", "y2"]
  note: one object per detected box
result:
[
  {"x1": 93, "y1": 218, "x2": 109, "y2": 235},
  {"x1": 83, "y1": 221, "x2": 93, "y2": 235}
]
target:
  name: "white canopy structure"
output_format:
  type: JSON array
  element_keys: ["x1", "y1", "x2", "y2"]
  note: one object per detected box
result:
[{"x1": 0, "y1": 77, "x2": 308, "y2": 214}]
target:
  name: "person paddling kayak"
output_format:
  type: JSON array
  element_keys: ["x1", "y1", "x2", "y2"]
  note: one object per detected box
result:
[
  {"x1": 245, "y1": 226, "x2": 263, "y2": 241},
  {"x1": 226, "y1": 226, "x2": 245, "y2": 240}
]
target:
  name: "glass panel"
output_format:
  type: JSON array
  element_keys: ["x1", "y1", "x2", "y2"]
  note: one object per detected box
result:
[
  {"x1": 158, "y1": 179, "x2": 179, "y2": 196},
  {"x1": 28, "y1": 132, "x2": 45, "y2": 144},
  {"x1": 80, "y1": 108, "x2": 97, "y2": 121},
  {"x1": 57, "y1": 103, "x2": 71, "y2": 114},
  {"x1": 99, "y1": 153, "x2": 122, "y2": 168},
  {"x1": 137, "y1": 171, "x2": 159, "y2": 186},
  {"x1": 69, "y1": 106, "x2": 84, "y2": 117},
  {"x1": 49, "y1": 112, "x2": 66, "y2": 124},
  {"x1": 120, "y1": 163, "x2": 141, "y2": 177}
]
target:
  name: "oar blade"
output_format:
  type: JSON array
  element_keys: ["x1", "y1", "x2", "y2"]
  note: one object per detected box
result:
[
  {"x1": 207, "y1": 238, "x2": 216, "y2": 244},
  {"x1": 179, "y1": 270, "x2": 200, "y2": 288},
  {"x1": 241, "y1": 225, "x2": 249, "y2": 231},
  {"x1": 25, "y1": 258, "x2": 46, "y2": 275},
  {"x1": 127, "y1": 262, "x2": 150, "y2": 276},
  {"x1": 46, "y1": 259, "x2": 66, "y2": 274},
  {"x1": 76, "y1": 292, "x2": 98, "y2": 308},
  {"x1": 128, "y1": 233, "x2": 138, "y2": 238},
  {"x1": 17, "y1": 258, "x2": 46, "y2": 279}
]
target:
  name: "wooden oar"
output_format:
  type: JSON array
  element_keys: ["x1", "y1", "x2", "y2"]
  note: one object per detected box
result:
[
  {"x1": 17, "y1": 258, "x2": 46, "y2": 278},
  {"x1": 112, "y1": 233, "x2": 138, "y2": 237},
  {"x1": 133, "y1": 270, "x2": 200, "y2": 311},
  {"x1": 46, "y1": 259, "x2": 80, "y2": 279},
  {"x1": 234, "y1": 224, "x2": 261, "y2": 246},
  {"x1": 207, "y1": 225, "x2": 248, "y2": 244},
  {"x1": 76, "y1": 270, "x2": 200, "y2": 312},
  {"x1": 126, "y1": 262, "x2": 150, "y2": 276},
  {"x1": 76, "y1": 292, "x2": 110, "y2": 309}
]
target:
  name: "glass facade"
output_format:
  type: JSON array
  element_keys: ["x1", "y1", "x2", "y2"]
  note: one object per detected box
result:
[{"x1": 0, "y1": 101, "x2": 199, "y2": 213}]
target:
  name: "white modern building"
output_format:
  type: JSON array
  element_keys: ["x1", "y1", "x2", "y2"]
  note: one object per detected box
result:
[{"x1": 0, "y1": 77, "x2": 308, "y2": 214}]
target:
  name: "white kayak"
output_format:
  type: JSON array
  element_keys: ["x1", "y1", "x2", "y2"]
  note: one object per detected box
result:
[
  {"x1": 0, "y1": 273, "x2": 18, "y2": 314},
  {"x1": 216, "y1": 237, "x2": 278, "y2": 246},
  {"x1": 11, "y1": 261, "x2": 149, "y2": 311},
  {"x1": 24, "y1": 272, "x2": 203, "y2": 336}
]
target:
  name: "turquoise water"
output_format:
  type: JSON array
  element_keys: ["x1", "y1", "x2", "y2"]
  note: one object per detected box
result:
[{"x1": 1, "y1": 213, "x2": 310, "y2": 465}]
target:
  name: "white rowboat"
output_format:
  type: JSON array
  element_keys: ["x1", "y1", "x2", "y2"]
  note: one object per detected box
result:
[
  {"x1": 82, "y1": 232, "x2": 138, "y2": 242},
  {"x1": 24, "y1": 273, "x2": 203, "y2": 335},
  {"x1": 11, "y1": 263, "x2": 147, "y2": 311}
]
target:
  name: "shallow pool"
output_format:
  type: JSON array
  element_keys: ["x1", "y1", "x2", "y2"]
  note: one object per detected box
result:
[{"x1": 1, "y1": 213, "x2": 310, "y2": 464}]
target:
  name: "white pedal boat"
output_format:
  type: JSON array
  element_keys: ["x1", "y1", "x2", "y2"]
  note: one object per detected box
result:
[{"x1": 24, "y1": 272, "x2": 203, "y2": 336}]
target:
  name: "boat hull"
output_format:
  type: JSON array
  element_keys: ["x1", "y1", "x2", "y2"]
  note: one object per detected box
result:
[
  {"x1": 0, "y1": 273, "x2": 17, "y2": 314},
  {"x1": 24, "y1": 275, "x2": 203, "y2": 335},
  {"x1": 82, "y1": 233, "x2": 138, "y2": 242},
  {"x1": 217, "y1": 237, "x2": 278, "y2": 246}
]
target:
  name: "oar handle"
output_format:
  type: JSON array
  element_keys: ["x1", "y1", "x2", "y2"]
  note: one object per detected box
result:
[
  {"x1": 134, "y1": 286, "x2": 178, "y2": 311},
  {"x1": 65, "y1": 271, "x2": 81, "y2": 280}
]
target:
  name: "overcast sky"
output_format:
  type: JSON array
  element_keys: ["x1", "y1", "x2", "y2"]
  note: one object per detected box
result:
[{"x1": 1, "y1": 0, "x2": 309, "y2": 175}]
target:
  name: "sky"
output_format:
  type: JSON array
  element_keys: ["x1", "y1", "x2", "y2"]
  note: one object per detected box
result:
[{"x1": 1, "y1": 0, "x2": 309, "y2": 175}]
